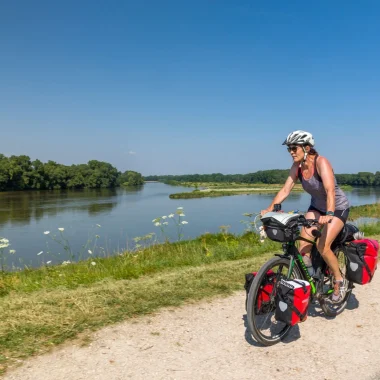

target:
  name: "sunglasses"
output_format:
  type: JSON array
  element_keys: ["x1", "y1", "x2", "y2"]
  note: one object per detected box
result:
[{"x1": 287, "y1": 146, "x2": 299, "y2": 153}]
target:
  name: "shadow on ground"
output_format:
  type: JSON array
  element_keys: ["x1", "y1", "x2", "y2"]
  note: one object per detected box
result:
[
  {"x1": 243, "y1": 292, "x2": 358, "y2": 347},
  {"x1": 242, "y1": 313, "x2": 301, "y2": 347}
]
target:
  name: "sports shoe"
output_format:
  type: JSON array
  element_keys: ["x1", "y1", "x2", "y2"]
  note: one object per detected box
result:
[{"x1": 328, "y1": 279, "x2": 347, "y2": 304}]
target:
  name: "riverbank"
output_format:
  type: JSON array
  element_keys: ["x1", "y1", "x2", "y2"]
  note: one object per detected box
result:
[
  {"x1": 1, "y1": 205, "x2": 379, "y2": 374},
  {"x1": 169, "y1": 183, "x2": 353, "y2": 199},
  {"x1": 169, "y1": 183, "x2": 302, "y2": 199},
  {"x1": 349, "y1": 202, "x2": 380, "y2": 220}
]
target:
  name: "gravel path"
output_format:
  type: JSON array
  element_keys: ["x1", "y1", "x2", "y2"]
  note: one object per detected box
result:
[{"x1": 5, "y1": 274, "x2": 380, "y2": 380}]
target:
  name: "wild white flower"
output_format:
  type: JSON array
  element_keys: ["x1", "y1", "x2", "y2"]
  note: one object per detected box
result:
[
  {"x1": 96, "y1": 224, "x2": 101, "y2": 227},
  {"x1": 168, "y1": 214, "x2": 174, "y2": 218},
  {"x1": 88, "y1": 250, "x2": 93, "y2": 254},
  {"x1": 0, "y1": 238, "x2": 10, "y2": 249},
  {"x1": 179, "y1": 213, "x2": 185, "y2": 217},
  {"x1": 95, "y1": 235, "x2": 100, "y2": 238},
  {"x1": 181, "y1": 221, "x2": 188, "y2": 224},
  {"x1": 46, "y1": 261, "x2": 52, "y2": 264},
  {"x1": 154, "y1": 222, "x2": 161, "y2": 226},
  {"x1": 91, "y1": 261, "x2": 96, "y2": 266},
  {"x1": 162, "y1": 216, "x2": 167, "y2": 219},
  {"x1": 62, "y1": 260, "x2": 71, "y2": 266},
  {"x1": 163, "y1": 222, "x2": 169, "y2": 225},
  {"x1": 44, "y1": 231, "x2": 50, "y2": 235},
  {"x1": 37, "y1": 251, "x2": 43, "y2": 256},
  {"x1": 9, "y1": 249, "x2": 16, "y2": 254},
  {"x1": 177, "y1": 207, "x2": 183, "y2": 210},
  {"x1": 58, "y1": 227, "x2": 64, "y2": 232}
]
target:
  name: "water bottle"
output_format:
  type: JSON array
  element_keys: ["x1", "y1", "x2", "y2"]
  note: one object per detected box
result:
[{"x1": 302, "y1": 254, "x2": 315, "y2": 276}]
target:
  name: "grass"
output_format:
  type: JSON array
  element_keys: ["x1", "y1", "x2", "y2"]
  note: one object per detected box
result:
[
  {"x1": 1, "y1": 216, "x2": 379, "y2": 374},
  {"x1": 0, "y1": 231, "x2": 281, "y2": 373},
  {"x1": 358, "y1": 222, "x2": 380, "y2": 236},
  {"x1": 349, "y1": 203, "x2": 380, "y2": 220},
  {"x1": 0, "y1": 232, "x2": 280, "y2": 296},
  {"x1": 0, "y1": 252, "x2": 276, "y2": 374}
]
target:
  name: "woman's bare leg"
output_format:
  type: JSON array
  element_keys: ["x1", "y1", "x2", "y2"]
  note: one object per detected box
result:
[
  {"x1": 316, "y1": 217, "x2": 345, "y2": 298},
  {"x1": 316, "y1": 218, "x2": 344, "y2": 279},
  {"x1": 298, "y1": 210, "x2": 321, "y2": 255}
]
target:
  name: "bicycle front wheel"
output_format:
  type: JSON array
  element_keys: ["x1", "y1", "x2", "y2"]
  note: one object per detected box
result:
[{"x1": 246, "y1": 256, "x2": 302, "y2": 346}]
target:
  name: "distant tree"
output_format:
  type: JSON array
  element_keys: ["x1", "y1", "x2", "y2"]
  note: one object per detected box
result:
[
  {"x1": 119, "y1": 170, "x2": 144, "y2": 186},
  {"x1": 145, "y1": 169, "x2": 380, "y2": 187},
  {"x1": 0, "y1": 155, "x2": 10, "y2": 191}
]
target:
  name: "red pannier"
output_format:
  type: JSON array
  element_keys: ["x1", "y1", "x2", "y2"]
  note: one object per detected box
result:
[
  {"x1": 345, "y1": 239, "x2": 379, "y2": 285},
  {"x1": 244, "y1": 270, "x2": 276, "y2": 313},
  {"x1": 275, "y1": 279, "x2": 311, "y2": 326}
]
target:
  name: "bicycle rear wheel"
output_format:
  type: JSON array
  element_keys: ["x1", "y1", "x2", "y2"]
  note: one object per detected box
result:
[
  {"x1": 246, "y1": 256, "x2": 302, "y2": 346},
  {"x1": 319, "y1": 247, "x2": 353, "y2": 317}
]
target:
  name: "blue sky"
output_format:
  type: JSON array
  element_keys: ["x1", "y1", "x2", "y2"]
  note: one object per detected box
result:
[{"x1": 1, "y1": 1, "x2": 380, "y2": 175}]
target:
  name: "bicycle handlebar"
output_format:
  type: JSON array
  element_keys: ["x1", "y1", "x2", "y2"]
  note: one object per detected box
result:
[{"x1": 300, "y1": 218, "x2": 320, "y2": 228}]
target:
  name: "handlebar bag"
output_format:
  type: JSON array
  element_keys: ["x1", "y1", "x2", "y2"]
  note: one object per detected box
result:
[{"x1": 261, "y1": 212, "x2": 301, "y2": 242}]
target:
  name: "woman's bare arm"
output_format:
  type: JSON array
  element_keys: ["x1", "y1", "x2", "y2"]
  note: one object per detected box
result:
[
  {"x1": 316, "y1": 156, "x2": 336, "y2": 212},
  {"x1": 261, "y1": 163, "x2": 299, "y2": 214}
]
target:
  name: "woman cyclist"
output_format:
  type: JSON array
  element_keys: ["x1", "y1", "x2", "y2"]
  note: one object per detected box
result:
[{"x1": 261, "y1": 130, "x2": 350, "y2": 303}]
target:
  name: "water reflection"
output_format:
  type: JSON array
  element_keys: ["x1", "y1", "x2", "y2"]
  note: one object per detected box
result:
[{"x1": 0, "y1": 187, "x2": 143, "y2": 227}]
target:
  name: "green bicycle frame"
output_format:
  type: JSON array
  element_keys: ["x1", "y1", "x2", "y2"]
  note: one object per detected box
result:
[
  {"x1": 286, "y1": 224, "x2": 332, "y2": 296},
  {"x1": 286, "y1": 241, "x2": 317, "y2": 294}
]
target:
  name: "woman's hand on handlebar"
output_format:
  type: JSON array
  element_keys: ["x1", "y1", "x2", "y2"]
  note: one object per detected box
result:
[
  {"x1": 260, "y1": 208, "x2": 272, "y2": 216},
  {"x1": 318, "y1": 215, "x2": 334, "y2": 225}
]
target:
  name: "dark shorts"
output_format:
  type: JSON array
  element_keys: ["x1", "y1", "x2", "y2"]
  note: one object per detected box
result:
[{"x1": 307, "y1": 206, "x2": 350, "y2": 224}]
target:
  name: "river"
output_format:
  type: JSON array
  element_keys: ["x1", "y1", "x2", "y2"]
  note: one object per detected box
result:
[{"x1": 0, "y1": 183, "x2": 379, "y2": 267}]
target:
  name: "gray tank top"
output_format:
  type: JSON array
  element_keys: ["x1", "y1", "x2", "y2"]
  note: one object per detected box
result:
[{"x1": 298, "y1": 155, "x2": 350, "y2": 212}]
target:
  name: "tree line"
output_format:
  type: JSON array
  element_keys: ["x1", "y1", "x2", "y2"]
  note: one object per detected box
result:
[
  {"x1": 0, "y1": 154, "x2": 144, "y2": 191},
  {"x1": 144, "y1": 170, "x2": 380, "y2": 186}
]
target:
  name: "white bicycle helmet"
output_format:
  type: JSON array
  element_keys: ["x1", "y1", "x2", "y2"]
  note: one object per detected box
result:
[{"x1": 282, "y1": 130, "x2": 315, "y2": 147}]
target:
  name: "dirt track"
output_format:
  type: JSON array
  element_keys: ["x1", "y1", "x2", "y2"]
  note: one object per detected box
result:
[{"x1": 5, "y1": 274, "x2": 380, "y2": 380}]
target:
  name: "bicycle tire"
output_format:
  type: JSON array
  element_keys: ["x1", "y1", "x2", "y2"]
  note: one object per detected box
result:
[{"x1": 246, "y1": 256, "x2": 302, "y2": 346}]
